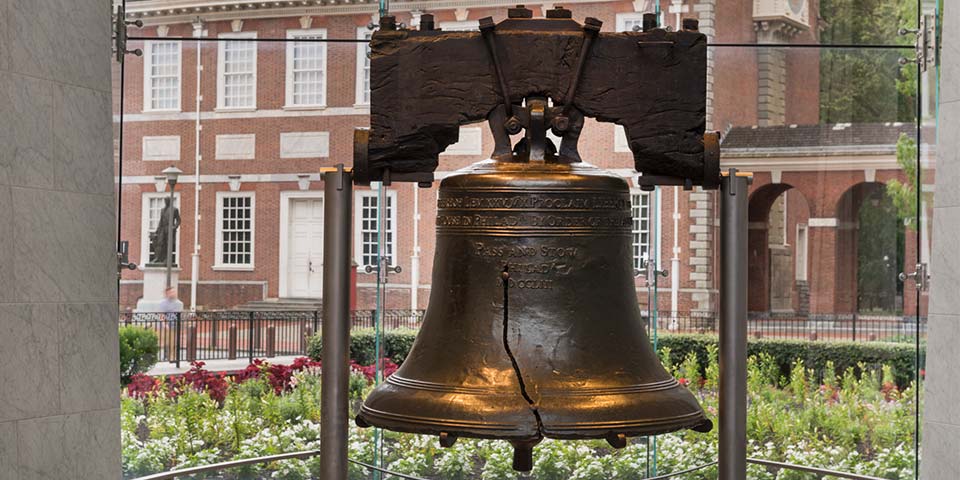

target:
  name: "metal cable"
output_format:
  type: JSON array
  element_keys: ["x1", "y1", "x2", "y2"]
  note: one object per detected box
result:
[
  {"x1": 644, "y1": 461, "x2": 718, "y2": 479},
  {"x1": 747, "y1": 458, "x2": 890, "y2": 480},
  {"x1": 348, "y1": 459, "x2": 433, "y2": 480}
]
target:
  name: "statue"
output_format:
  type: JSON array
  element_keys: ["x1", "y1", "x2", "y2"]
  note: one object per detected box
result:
[{"x1": 150, "y1": 197, "x2": 180, "y2": 265}]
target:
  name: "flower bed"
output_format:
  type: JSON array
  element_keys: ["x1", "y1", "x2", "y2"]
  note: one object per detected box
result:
[{"x1": 121, "y1": 347, "x2": 919, "y2": 479}]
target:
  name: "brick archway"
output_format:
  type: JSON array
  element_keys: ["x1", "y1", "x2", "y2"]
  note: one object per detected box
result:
[
  {"x1": 747, "y1": 183, "x2": 813, "y2": 317},
  {"x1": 833, "y1": 182, "x2": 899, "y2": 316}
]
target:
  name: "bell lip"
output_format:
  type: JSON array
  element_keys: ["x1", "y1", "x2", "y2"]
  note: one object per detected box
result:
[
  {"x1": 356, "y1": 406, "x2": 712, "y2": 442},
  {"x1": 538, "y1": 411, "x2": 713, "y2": 439},
  {"x1": 355, "y1": 406, "x2": 541, "y2": 441}
]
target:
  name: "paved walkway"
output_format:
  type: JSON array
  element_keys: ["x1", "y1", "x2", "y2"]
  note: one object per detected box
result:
[{"x1": 147, "y1": 355, "x2": 305, "y2": 376}]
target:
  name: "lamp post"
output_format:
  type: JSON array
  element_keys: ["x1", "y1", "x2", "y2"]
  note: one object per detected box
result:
[{"x1": 162, "y1": 166, "x2": 182, "y2": 289}]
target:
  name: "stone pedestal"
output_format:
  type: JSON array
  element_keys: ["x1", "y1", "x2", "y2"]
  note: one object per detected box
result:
[{"x1": 135, "y1": 265, "x2": 183, "y2": 312}]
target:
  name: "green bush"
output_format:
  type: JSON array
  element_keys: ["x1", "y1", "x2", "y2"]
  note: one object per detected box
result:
[
  {"x1": 309, "y1": 330, "x2": 922, "y2": 387},
  {"x1": 307, "y1": 328, "x2": 419, "y2": 366},
  {"x1": 119, "y1": 325, "x2": 159, "y2": 385},
  {"x1": 658, "y1": 334, "x2": 923, "y2": 387}
]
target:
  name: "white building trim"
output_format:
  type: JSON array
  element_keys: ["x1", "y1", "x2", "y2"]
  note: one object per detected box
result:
[
  {"x1": 142, "y1": 136, "x2": 181, "y2": 161},
  {"x1": 117, "y1": 106, "x2": 369, "y2": 122},
  {"x1": 215, "y1": 133, "x2": 256, "y2": 160},
  {"x1": 440, "y1": 127, "x2": 483, "y2": 155},
  {"x1": 122, "y1": 0, "x2": 617, "y2": 26},
  {"x1": 280, "y1": 131, "x2": 330, "y2": 158},
  {"x1": 808, "y1": 217, "x2": 838, "y2": 228}
]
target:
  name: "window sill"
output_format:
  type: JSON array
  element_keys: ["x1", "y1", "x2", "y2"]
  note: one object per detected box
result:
[
  {"x1": 212, "y1": 265, "x2": 255, "y2": 272},
  {"x1": 282, "y1": 104, "x2": 328, "y2": 111},
  {"x1": 214, "y1": 107, "x2": 257, "y2": 113},
  {"x1": 142, "y1": 108, "x2": 183, "y2": 114}
]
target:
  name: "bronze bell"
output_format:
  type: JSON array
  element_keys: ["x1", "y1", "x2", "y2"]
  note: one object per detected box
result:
[{"x1": 356, "y1": 155, "x2": 712, "y2": 470}]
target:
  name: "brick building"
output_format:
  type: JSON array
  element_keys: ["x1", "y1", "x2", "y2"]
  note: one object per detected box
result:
[{"x1": 116, "y1": 0, "x2": 929, "y2": 320}]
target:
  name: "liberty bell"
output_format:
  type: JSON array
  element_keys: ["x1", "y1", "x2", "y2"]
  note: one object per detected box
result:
[{"x1": 354, "y1": 8, "x2": 716, "y2": 472}]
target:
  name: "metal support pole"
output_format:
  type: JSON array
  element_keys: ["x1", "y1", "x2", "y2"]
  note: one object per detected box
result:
[
  {"x1": 720, "y1": 169, "x2": 750, "y2": 480},
  {"x1": 248, "y1": 312, "x2": 255, "y2": 364},
  {"x1": 175, "y1": 312, "x2": 182, "y2": 369},
  {"x1": 165, "y1": 186, "x2": 176, "y2": 289},
  {"x1": 321, "y1": 165, "x2": 353, "y2": 480}
]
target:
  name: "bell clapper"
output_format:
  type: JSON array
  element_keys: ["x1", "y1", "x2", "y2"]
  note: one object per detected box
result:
[
  {"x1": 606, "y1": 432, "x2": 628, "y2": 449},
  {"x1": 510, "y1": 439, "x2": 542, "y2": 473},
  {"x1": 439, "y1": 432, "x2": 458, "y2": 448}
]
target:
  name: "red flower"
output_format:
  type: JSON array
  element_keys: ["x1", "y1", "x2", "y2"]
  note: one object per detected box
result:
[
  {"x1": 356, "y1": 358, "x2": 399, "y2": 382},
  {"x1": 127, "y1": 373, "x2": 161, "y2": 399}
]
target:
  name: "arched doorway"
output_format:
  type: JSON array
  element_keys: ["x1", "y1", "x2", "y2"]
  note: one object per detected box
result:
[
  {"x1": 748, "y1": 183, "x2": 812, "y2": 318},
  {"x1": 834, "y1": 182, "x2": 904, "y2": 316}
]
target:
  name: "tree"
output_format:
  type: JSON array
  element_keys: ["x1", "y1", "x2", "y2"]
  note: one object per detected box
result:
[
  {"x1": 885, "y1": 133, "x2": 924, "y2": 230},
  {"x1": 818, "y1": 0, "x2": 918, "y2": 123}
]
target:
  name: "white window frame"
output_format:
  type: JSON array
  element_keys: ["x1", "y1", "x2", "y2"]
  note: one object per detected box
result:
[
  {"x1": 285, "y1": 28, "x2": 328, "y2": 109},
  {"x1": 795, "y1": 223, "x2": 809, "y2": 281},
  {"x1": 140, "y1": 192, "x2": 181, "y2": 265},
  {"x1": 355, "y1": 27, "x2": 373, "y2": 106},
  {"x1": 438, "y1": 20, "x2": 480, "y2": 31},
  {"x1": 440, "y1": 127, "x2": 483, "y2": 156},
  {"x1": 630, "y1": 189, "x2": 654, "y2": 272},
  {"x1": 216, "y1": 31, "x2": 258, "y2": 111},
  {"x1": 614, "y1": 125, "x2": 632, "y2": 153},
  {"x1": 354, "y1": 188, "x2": 398, "y2": 269},
  {"x1": 143, "y1": 40, "x2": 182, "y2": 112},
  {"x1": 214, "y1": 191, "x2": 256, "y2": 270},
  {"x1": 616, "y1": 12, "x2": 662, "y2": 32}
]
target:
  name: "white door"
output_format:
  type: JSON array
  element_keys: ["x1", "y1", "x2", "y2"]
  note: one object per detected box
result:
[{"x1": 287, "y1": 198, "x2": 324, "y2": 298}]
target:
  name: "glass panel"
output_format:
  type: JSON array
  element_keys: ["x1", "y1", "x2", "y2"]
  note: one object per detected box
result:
[
  {"x1": 115, "y1": 4, "x2": 930, "y2": 479},
  {"x1": 713, "y1": 45, "x2": 920, "y2": 477}
]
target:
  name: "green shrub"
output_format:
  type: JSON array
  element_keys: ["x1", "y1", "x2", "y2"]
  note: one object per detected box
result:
[
  {"x1": 383, "y1": 328, "x2": 418, "y2": 364},
  {"x1": 118, "y1": 325, "x2": 159, "y2": 385},
  {"x1": 657, "y1": 334, "x2": 923, "y2": 388},
  {"x1": 307, "y1": 328, "x2": 420, "y2": 366},
  {"x1": 309, "y1": 330, "x2": 922, "y2": 387}
]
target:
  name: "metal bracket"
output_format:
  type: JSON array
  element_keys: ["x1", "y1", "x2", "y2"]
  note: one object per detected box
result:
[
  {"x1": 117, "y1": 240, "x2": 137, "y2": 277},
  {"x1": 899, "y1": 14, "x2": 937, "y2": 72},
  {"x1": 899, "y1": 262, "x2": 930, "y2": 292},
  {"x1": 113, "y1": 5, "x2": 143, "y2": 63},
  {"x1": 365, "y1": 258, "x2": 402, "y2": 285}
]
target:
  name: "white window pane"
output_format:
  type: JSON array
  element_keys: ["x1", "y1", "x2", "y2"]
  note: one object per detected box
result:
[
  {"x1": 631, "y1": 193, "x2": 651, "y2": 270},
  {"x1": 147, "y1": 41, "x2": 180, "y2": 110},
  {"x1": 357, "y1": 191, "x2": 396, "y2": 267},
  {"x1": 289, "y1": 34, "x2": 326, "y2": 106},
  {"x1": 219, "y1": 195, "x2": 254, "y2": 266},
  {"x1": 221, "y1": 40, "x2": 255, "y2": 108}
]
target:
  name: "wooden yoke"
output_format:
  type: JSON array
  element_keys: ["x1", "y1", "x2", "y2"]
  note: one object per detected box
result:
[{"x1": 355, "y1": 6, "x2": 718, "y2": 189}]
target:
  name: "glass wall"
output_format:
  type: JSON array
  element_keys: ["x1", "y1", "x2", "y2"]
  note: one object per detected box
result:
[{"x1": 115, "y1": 0, "x2": 937, "y2": 478}]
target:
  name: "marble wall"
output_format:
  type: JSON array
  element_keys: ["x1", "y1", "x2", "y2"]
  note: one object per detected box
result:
[
  {"x1": 921, "y1": 3, "x2": 960, "y2": 479},
  {"x1": 0, "y1": 1, "x2": 120, "y2": 478}
]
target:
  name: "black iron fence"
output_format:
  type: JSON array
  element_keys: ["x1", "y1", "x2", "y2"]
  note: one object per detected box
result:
[
  {"x1": 120, "y1": 309, "x2": 924, "y2": 366},
  {"x1": 645, "y1": 311, "x2": 927, "y2": 343},
  {"x1": 119, "y1": 310, "x2": 425, "y2": 365}
]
